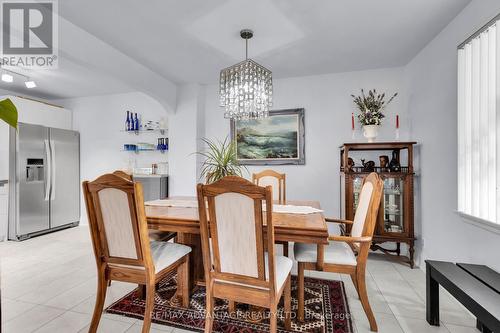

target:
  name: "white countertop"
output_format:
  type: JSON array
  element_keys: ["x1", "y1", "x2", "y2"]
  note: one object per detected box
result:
[{"x1": 133, "y1": 174, "x2": 168, "y2": 178}]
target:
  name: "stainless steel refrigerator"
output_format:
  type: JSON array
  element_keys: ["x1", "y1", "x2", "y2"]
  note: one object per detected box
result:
[{"x1": 8, "y1": 123, "x2": 80, "y2": 240}]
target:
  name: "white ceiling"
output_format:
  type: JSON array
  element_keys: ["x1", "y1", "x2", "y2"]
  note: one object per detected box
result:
[
  {"x1": 58, "y1": 0, "x2": 471, "y2": 84},
  {"x1": 0, "y1": 59, "x2": 133, "y2": 100},
  {"x1": 0, "y1": 0, "x2": 472, "y2": 99}
]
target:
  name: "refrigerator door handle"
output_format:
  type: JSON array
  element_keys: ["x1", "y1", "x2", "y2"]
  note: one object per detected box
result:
[
  {"x1": 44, "y1": 139, "x2": 51, "y2": 201},
  {"x1": 50, "y1": 140, "x2": 56, "y2": 200}
]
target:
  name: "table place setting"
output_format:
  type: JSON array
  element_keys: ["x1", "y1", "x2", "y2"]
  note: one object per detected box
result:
[
  {"x1": 145, "y1": 198, "x2": 198, "y2": 208},
  {"x1": 145, "y1": 198, "x2": 323, "y2": 214},
  {"x1": 265, "y1": 204, "x2": 323, "y2": 214}
]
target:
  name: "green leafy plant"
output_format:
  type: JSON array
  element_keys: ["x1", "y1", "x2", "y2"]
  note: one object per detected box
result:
[
  {"x1": 351, "y1": 89, "x2": 397, "y2": 126},
  {"x1": 197, "y1": 137, "x2": 247, "y2": 184},
  {"x1": 0, "y1": 98, "x2": 18, "y2": 129}
]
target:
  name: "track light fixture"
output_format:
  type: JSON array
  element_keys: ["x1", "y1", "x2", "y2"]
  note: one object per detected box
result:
[
  {"x1": 0, "y1": 62, "x2": 37, "y2": 88},
  {"x1": 1, "y1": 73, "x2": 13, "y2": 83},
  {"x1": 25, "y1": 80, "x2": 36, "y2": 88}
]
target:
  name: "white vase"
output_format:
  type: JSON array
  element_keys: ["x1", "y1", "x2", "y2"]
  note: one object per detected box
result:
[{"x1": 363, "y1": 125, "x2": 379, "y2": 143}]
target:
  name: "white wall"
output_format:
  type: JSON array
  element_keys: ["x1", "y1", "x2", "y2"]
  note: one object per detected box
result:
[
  {"x1": 169, "y1": 84, "x2": 204, "y2": 197},
  {"x1": 204, "y1": 67, "x2": 409, "y2": 217},
  {"x1": 63, "y1": 89, "x2": 203, "y2": 224},
  {"x1": 61, "y1": 92, "x2": 167, "y2": 224},
  {"x1": 405, "y1": 0, "x2": 500, "y2": 271}
]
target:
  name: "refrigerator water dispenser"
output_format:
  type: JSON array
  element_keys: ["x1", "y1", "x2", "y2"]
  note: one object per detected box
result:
[{"x1": 26, "y1": 158, "x2": 44, "y2": 182}]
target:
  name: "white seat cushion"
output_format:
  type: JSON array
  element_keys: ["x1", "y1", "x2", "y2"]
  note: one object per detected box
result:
[
  {"x1": 150, "y1": 241, "x2": 191, "y2": 273},
  {"x1": 294, "y1": 241, "x2": 357, "y2": 266},
  {"x1": 148, "y1": 230, "x2": 175, "y2": 242},
  {"x1": 215, "y1": 253, "x2": 292, "y2": 294},
  {"x1": 266, "y1": 254, "x2": 293, "y2": 292}
]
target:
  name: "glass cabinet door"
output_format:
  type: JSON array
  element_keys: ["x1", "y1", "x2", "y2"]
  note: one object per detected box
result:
[
  {"x1": 352, "y1": 176, "x2": 363, "y2": 213},
  {"x1": 352, "y1": 175, "x2": 405, "y2": 235},
  {"x1": 382, "y1": 176, "x2": 404, "y2": 234}
]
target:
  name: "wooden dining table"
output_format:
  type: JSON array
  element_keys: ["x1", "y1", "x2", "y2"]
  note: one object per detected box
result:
[{"x1": 145, "y1": 196, "x2": 329, "y2": 290}]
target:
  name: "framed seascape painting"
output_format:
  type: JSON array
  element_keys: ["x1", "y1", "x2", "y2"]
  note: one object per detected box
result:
[{"x1": 230, "y1": 108, "x2": 305, "y2": 165}]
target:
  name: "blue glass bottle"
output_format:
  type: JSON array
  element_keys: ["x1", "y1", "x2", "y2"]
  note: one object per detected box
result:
[
  {"x1": 134, "y1": 113, "x2": 139, "y2": 131},
  {"x1": 125, "y1": 111, "x2": 131, "y2": 131}
]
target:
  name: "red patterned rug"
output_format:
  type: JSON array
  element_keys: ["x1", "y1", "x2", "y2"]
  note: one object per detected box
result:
[{"x1": 105, "y1": 274, "x2": 353, "y2": 332}]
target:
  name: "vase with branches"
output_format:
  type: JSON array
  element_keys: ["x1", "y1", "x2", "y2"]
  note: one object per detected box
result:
[
  {"x1": 197, "y1": 137, "x2": 247, "y2": 184},
  {"x1": 351, "y1": 89, "x2": 397, "y2": 142}
]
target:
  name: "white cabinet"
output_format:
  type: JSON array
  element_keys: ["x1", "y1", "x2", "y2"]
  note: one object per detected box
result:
[{"x1": 0, "y1": 182, "x2": 8, "y2": 241}]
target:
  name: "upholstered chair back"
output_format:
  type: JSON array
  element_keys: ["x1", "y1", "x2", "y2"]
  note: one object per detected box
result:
[
  {"x1": 351, "y1": 173, "x2": 384, "y2": 242},
  {"x1": 197, "y1": 176, "x2": 277, "y2": 292},
  {"x1": 214, "y1": 192, "x2": 260, "y2": 276},
  {"x1": 83, "y1": 174, "x2": 152, "y2": 269},
  {"x1": 253, "y1": 170, "x2": 286, "y2": 203}
]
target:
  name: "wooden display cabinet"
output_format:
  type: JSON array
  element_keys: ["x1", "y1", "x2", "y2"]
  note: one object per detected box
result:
[{"x1": 340, "y1": 142, "x2": 417, "y2": 268}]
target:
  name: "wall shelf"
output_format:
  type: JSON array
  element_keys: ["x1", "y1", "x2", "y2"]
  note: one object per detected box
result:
[
  {"x1": 121, "y1": 149, "x2": 168, "y2": 154},
  {"x1": 121, "y1": 129, "x2": 167, "y2": 135}
]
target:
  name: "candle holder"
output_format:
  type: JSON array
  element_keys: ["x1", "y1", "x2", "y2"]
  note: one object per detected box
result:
[
  {"x1": 351, "y1": 113, "x2": 356, "y2": 140},
  {"x1": 395, "y1": 115, "x2": 400, "y2": 141}
]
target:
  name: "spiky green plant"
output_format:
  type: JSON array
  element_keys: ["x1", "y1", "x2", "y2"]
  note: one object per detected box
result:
[{"x1": 197, "y1": 137, "x2": 247, "y2": 184}]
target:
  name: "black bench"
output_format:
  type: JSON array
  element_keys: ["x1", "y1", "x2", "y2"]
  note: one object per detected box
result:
[{"x1": 426, "y1": 260, "x2": 500, "y2": 333}]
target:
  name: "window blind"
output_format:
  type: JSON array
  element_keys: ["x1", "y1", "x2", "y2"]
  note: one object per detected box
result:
[{"x1": 457, "y1": 20, "x2": 499, "y2": 223}]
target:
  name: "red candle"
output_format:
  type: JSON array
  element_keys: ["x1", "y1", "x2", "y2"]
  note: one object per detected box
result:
[
  {"x1": 351, "y1": 113, "x2": 355, "y2": 130},
  {"x1": 396, "y1": 115, "x2": 399, "y2": 129}
]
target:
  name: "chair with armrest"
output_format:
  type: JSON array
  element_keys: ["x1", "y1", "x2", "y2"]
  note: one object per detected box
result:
[
  {"x1": 293, "y1": 172, "x2": 383, "y2": 332},
  {"x1": 83, "y1": 173, "x2": 191, "y2": 333},
  {"x1": 197, "y1": 175, "x2": 292, "y2": 333},
  {"x1": 252, "y1": 170, "x2": 289, "y2": 257}
]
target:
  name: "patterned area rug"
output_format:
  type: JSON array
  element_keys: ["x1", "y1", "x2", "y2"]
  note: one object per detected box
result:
[{"x1": 105, "y1": 274, "x2": 353, "y2": 333}]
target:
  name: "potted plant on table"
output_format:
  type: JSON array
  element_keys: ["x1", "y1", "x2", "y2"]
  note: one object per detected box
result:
[
  {"x1": 0, "y1": 98, "x2": 18, "y2": 129},
  {"x1": 351, "y1": 89, "x2": 397, "y2": 142},
  {"x1": 197, "y1": 137, "x2": 247, "y2": 184}
]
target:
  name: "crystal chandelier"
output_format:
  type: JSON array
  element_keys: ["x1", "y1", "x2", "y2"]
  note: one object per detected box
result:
[{"x1": 219, "y1": 29, "x2": 273, "y2": 120}]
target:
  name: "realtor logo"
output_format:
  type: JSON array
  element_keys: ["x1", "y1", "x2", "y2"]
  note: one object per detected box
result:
[{"x1": 1, "y1": 0, "x2": 58, "y2": 68}]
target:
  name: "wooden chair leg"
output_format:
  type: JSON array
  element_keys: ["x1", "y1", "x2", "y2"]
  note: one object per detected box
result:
[
  {"x1": 205, "y1": 284, "x2": 215, "y2": 333},
  {"x1": 89, "y1": 266, "x2": 107, "y2": 333},
  {"x1": 356, "y1": 269, "x2": 378, "y2": 332},
  {"x1": 284, "y1": 275, "x2": 292, "y2": 330},
  {"x1": 269, "y1": 302, "x2": 278, "y2": 333},
  {"x1": 350, "y1": 273, "x2": 360, "y2": 298},
  {"x1": 228, "y1": 300, "x2": 236, "y2": 314},
  {"x1": 283, "y1": 242, "x2": 289, "y2": 257},
  {"x1": 297, "y1": 262, "x2": 305, "y2": 322},
  {"x1": 181, "y1": 256, "x2": 190, "y2": 308},
  {"x1": 138, "y1": 284, "x2": 146, "y2": 300},
  {"x1": 141, "y1": 281, "x2": 155, "y2": 333}
]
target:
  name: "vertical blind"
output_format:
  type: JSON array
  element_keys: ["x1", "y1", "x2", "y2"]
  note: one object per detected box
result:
[{"x1": 457, "y1": 19, "x2": 499, "y2": 224}]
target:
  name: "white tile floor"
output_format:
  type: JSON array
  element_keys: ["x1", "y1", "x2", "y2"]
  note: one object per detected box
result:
[{"x1": 0, "y1": 226, "x2": 477, "y2": 333}]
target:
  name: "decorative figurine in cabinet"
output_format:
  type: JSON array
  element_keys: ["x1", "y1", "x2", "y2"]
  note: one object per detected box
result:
[{"x1": 340, "y1": 142, "x2": 417, "y2": 268}]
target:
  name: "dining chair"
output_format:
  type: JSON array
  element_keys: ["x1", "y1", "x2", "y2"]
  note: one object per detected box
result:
[
  {"x1": 252, "y1": 170, "x2": 289, "y2": 257},
  {"x1": 196, "y1": 176, "x2": 292, "y2": 333},
  {"x1": 83, "y1": 173, "x2": 192, "y2": 333},
  {"x1": 293, "y1": 172, "x2": 383, "y2": 332}
]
